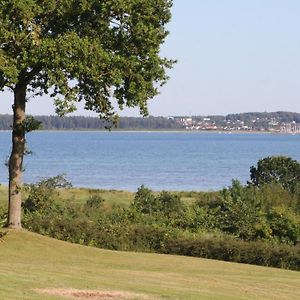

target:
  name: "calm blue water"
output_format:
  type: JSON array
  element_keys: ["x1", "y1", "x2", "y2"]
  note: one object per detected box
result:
[{"x1": 1, "y1": 131, "x2": 300, "y2": 191}]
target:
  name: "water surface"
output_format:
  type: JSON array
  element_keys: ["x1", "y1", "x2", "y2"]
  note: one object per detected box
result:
[{"x1": 1, "y1": 131, "x2": 300, "y2": 191}]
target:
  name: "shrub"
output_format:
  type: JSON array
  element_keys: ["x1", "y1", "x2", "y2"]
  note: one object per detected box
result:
[
  {"x1": 132, "y1": 185, "x2": 160, "y2": 214},
  {"x1": 158, "y1": 191, "x2": 185, "y2": 217},
  {"x1": 164, "y1": 234, "x2": 300, "y2": 270},
  {"x1": 208, "y1": 180, "x2": 268, "y2": 240},
  {"x1": 22, "y1": 174, "x2": 72, "y2": 213},
  {"x1": 21, "y1": 179, "x2": 300, "y2": 271},
  {"x1": 267, "y1": 206, "x2": 300, "y2": 245},
  {"x1": 249, "y1": 156, "x2": 300, "y2": 193},
  {"x1": 258, "y1": 184, "x2": 296, "y2": 210},
  {"x1": 85, "y1": 194, "x2": 104, "y2": 209},
  {"x1": 127, "y1": 224, "x2": 174, "y2": 252},
  {"x1": 132, "y1": 186, "x2": 186, "y2": 218}
]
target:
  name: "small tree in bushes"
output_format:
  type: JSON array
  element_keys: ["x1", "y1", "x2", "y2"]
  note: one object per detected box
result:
[
  {"x1": 85, "y1": 194, "x2": 104, "y2": 209},
  {"x1": 22, "y1": 175, "x2": 72, "y2": 213},
  {"x1": 132, "y1": 185, "x2": 161, "y2": 214},
  {"x1": 158, "y1": 191, "x2": 185, "y2": 218},
  {"x1": 132, "y1": 186, "x2": 185, "y2": 218},
  {"x1": 249, "y1": 156, "x2": 300, "y2": 193},
  {"x1": 215, "y1": 180, "x2": 268, "y2": 240},
  {"x1": 267, "y1": 206, "x2": 300, "y2": 245}
]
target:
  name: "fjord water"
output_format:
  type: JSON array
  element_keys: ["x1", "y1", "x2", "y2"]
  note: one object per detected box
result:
[{"x1": 1, "y1": 131, "x2": 300, "y2": 191}]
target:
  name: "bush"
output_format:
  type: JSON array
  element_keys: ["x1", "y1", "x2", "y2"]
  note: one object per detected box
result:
[
  {"x1": 131, "y1": 185, "x2": 160, "y2": 214},
  {"x1": 132, "y1": 186, "x2": 185, "y2": 218},
  {"x1": 158, "y1": 191, "x2": 185, "y2": 218},
  {"x1": 164, "y1": 234, "x2": 300, "y2": 270},
  {"x1": 267, "y1": 206, "x2": 300, "y2": 245},
  {"x1": 21, "y1": 179, "x2": 300, "y2": 271},
  {"x1": 249, "y1": 156, "x2": 300, "y2": 193},
  {"x1": 212, "y1": 180, "x2": 268, "y2": 240},
  {"x1": 22, "y1": 174, "x2": 72, "y2": 213},
  {"x1": 85, "y1": 194, "x2": 104, "y2": 209},
  {"x1": 126, "y1": 225, "x2": 175, "y2": 252},
  {"x1": 193, "y1": 180, "x2": 300, "y2": 243},
  {"x1": 258, "y1": 184, "x2": 296, "y2": 210}
]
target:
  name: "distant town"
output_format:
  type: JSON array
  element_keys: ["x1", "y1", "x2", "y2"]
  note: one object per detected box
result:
[
  {"x1": 171, "y1": 112, "x2": 300, "y2": 134},
  {"x1": 1, "y1": 111, "x2": 300, "y2": 133}
]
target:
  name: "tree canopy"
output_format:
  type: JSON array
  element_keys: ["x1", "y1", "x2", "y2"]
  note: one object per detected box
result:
[
  {"x1": 249, "y1": 156, "x2": 300, "y2": 193},
  {"x1": 0, "y1": 0, "x2": 174, "y2": 118}
]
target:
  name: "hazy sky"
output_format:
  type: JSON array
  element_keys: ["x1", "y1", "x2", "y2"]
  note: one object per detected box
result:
[{"x1": 1, "y1": 0, "x2": 300, "y2": 116}]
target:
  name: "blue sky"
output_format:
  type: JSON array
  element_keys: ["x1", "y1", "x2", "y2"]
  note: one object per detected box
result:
[{"x1": 2, "y1": 0, "x2": 300, "y2": 116}]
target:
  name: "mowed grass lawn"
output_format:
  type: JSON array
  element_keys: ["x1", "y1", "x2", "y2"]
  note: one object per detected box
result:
[{"x1": 0, "y1": 230, "x2": 300, "y2": 300}]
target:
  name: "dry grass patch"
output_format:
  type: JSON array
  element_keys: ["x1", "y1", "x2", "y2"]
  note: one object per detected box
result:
[{"x1": 34, "y1": 288, "x2": 156, "y2": 300}]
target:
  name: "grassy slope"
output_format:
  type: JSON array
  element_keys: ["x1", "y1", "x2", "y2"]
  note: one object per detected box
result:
[{"x1": 1, "y1": 230, "x2": 300, "y2": 300}]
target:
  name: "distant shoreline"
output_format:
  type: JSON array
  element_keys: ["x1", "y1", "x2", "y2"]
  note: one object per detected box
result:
[
  {"x1": 1, "y1": 112, "x2": 300, "y2": 134},
  {"x1": 0, "y1": 128, "x2": 287, "y2": 134}
]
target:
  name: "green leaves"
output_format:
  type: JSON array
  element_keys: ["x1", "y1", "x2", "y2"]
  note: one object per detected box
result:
[
  {"x1": 249, "y1": 156, "x2": 300, "y2": 194},
  {"x1": 0, "y1": 0, "x2": 174, "y2": 119},
  {"x1": 23, "y1": 115, "x2": 42, "y2": 132}
]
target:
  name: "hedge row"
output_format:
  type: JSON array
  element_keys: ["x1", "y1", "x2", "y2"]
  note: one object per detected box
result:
[
  {"x1": 163, "y1": 236, "x2": 300, "y2": 271},
  {"x1": 25, "y1": 215, "x2": 300, "y2": 271}
]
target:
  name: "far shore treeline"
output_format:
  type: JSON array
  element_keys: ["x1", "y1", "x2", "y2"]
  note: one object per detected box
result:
[
  {"x1": 1, "y1": 111, "x2": 300, "y2": 131},
  {"x1": 0, "y1": 114, "x2": 181, "y2": 130}
]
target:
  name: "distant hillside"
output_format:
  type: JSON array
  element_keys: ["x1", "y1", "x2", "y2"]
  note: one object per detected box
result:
[
  {"x1": 1, "y1": 111, "x2": 300, "y2": 131},
  {"x1": 225, "y1": 111, "x2": 300, "y2": 123},
  {"x1": 179, "y1": 111, "x2": 300, "y2": 132},
  {"x1": 0, "y1": 114, "x2": 181, "y2": 130}
]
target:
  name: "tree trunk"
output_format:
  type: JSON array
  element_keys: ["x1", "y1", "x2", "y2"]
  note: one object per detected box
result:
[{"x1": 7, "y1": 83, "x2": 26, "y2": 229}]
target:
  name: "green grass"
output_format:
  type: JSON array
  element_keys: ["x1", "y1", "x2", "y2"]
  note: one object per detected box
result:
[
  {"x1": 0, "y1": 185, "x2": 7, "y2": 207},
  {"x1": 0, "y1": 230, "x2": 300, "y2": 300},
  {"x1": 58, "y1": 187, "x2": 135, "y2": 207},
  {"x1": 0, "y1": 185, "x2": 135, "y2": 208},
  {"x1": 0, "y1": 185, "x2": 200, "y2": 209},
  {"x1": 57, "y1": 188, "x2": 200, "y2": 207}
]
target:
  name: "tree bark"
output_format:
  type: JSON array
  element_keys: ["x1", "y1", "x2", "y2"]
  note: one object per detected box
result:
[{"x1": 7, "y1": 83, "x2": 26, "y2": 229}]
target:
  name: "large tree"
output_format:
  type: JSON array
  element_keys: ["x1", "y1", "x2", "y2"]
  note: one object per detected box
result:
[{"x1": 0, "y1": 0, "x2": 174, "y2": 229}]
